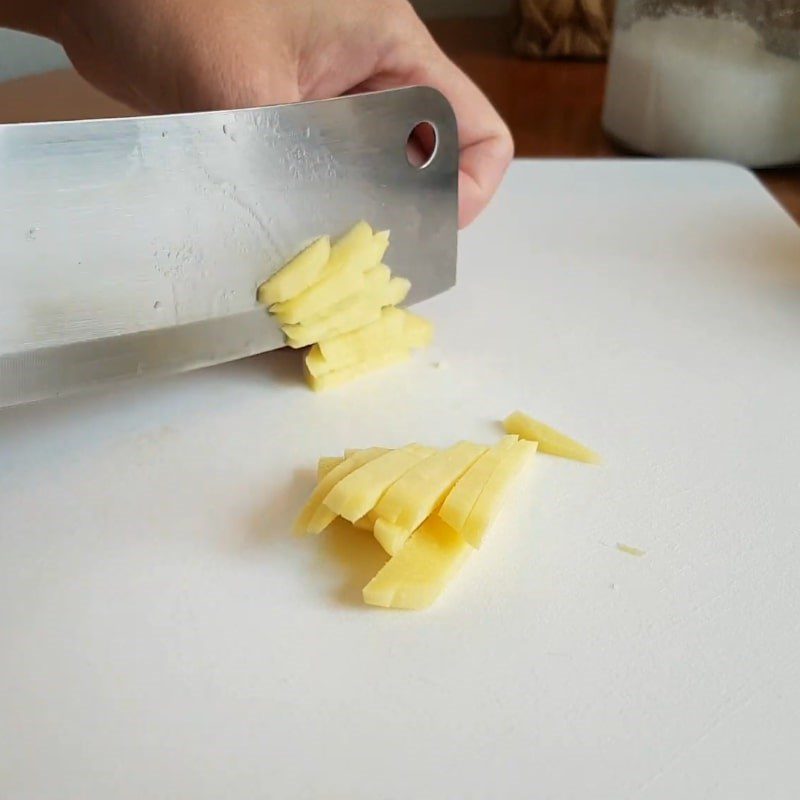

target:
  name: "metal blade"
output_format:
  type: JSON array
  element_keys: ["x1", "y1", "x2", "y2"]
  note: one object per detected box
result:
[{"x1": 0, "y1": 87, "x2": 458, "y2": 408}]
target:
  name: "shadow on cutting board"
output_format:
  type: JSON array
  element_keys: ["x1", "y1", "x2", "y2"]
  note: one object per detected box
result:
[
  {"x1": 242, "y1": 468, "x2": 315, "y2": 549},
  {"x1": 314, "y1": 519, "x2": 388, "y2": 608},
  {"x1": 244, "y1": 468, "x2": 388, "y2": 608},
  {"x1": 216, "y1": 346, "x2": 305, "y2": 388}
]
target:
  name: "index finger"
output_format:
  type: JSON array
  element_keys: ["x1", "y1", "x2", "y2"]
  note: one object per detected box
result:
[{"x1": 418, "y1": 52, "x2": 514, "y2": 227}]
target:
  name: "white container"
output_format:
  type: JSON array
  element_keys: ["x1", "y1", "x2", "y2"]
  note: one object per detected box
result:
[{"x1": 602, "y1": 2, "x2": 800, "y2": 167}]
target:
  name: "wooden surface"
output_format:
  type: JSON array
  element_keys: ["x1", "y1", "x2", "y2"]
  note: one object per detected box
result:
[
  {"x1": 0, "y1": 16, "x2": 798, "y2": 223},
  {"x1": 428, "y1": 17, "x2": 800, "y2": 223}
]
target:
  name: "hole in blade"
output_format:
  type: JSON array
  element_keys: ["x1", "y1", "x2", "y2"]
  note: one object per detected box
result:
[{"x1": 406, "y1": 121, "x2": 438, "y2": 169}]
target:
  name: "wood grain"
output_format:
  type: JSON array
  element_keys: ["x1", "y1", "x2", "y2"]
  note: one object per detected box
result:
[{"x1": 0, "y1": 16, "x2": 797, "y2": 223}]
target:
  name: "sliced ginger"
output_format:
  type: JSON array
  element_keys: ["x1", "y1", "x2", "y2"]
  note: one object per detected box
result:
[
  {"x1": 295, "y1": 447, "x2": 388, "y2": 535},
  {"x1": 270, "y1": 222, "x2": 383, "y2": 324},
  {"x1": 305, "y1": 308, "x2": 432, "y2": 380},
  {"x1": 401, "y1": 312, "x2": 434, "y2": 349},
  {"x1": 460, "y1": 440, "x2": 538, "y2": 548},
  {"x1": 381, "y1": 276, "x2": 412, "y2": 307},
  {"x1": 285, "y1": 275, "x2": 411, "y2": 350},
  {"x1": 304, "y1": 348, "x2": 411, "y2": 392},
  {"x1": 372, "y1": 442, "x2": 486, "y2": 555},
  {"x1": 294, "y1": 413, "x2": 596, "y2": 609},
  {"x1": 439, "y1": 435, "x2": 518, "y2": 534},
  {"x1": 317, "y1": 456, "x2": 344, "y2": 481},
  {"x1": 296, "y1": 279, "x2": 416, "y2": 392},
  {"x1": 283, "y1": 292, "x2": 385, "y2": 350},
  {"x1": 322, "y1": 221, "x2": 375, "y2": 277},
  {"x1": 258, "y1": 220, "x2": 428, "y2": 389},
  {"x1": 368, "y1": 229, "x2": 391, "y2": 267},
  {"x1": 363, "y1": 516, "x2": 471, "y2": 610},
  {"x1": 317, "y1": 306, "x2": 407, "y2": 368},
  {"x1": 353, "y1": 510, "x2": 379, "y2": 532},
  {"x1": 270, "y1": 259, "x2": 365, "y2": 325},
  {"x1": 322, "y1": 444, "x2": 435, "y2": 523},
  {"x1": 257, "y1": 236, "x2": 330, "y2": 306},
  {"x1": 503, "y1": 411, "x2": 600, "y2": 464}
]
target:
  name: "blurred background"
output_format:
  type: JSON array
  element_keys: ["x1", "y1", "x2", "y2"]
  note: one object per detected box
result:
[{"x1": 0, "y1": 1, "x2": 509, "y2": 80}]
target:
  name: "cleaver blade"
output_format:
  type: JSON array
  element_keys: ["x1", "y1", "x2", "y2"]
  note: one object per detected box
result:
[{"x1": 0, "y1": 86, "x2": 458, "y2": 408}]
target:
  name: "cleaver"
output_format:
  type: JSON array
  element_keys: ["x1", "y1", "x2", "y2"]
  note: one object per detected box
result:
[{"x1": 0, "y1": 87, "x2": 458, "y2": 409}]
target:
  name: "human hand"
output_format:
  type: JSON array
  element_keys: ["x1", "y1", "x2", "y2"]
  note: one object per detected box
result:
[{"x1": 52, "y1": 0, "x2": 512, "y2": 227}]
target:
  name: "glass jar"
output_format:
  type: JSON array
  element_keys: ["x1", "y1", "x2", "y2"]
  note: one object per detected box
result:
[{"x1": 602, "y1": 1, "x2": 800, "y2": 166}]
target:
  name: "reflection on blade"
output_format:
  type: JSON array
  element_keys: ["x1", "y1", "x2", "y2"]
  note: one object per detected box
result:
[
  {"x1": 0, "y1": 309, "x2": 280, "y2": 408},
  {"x1": 0, "y1": 87, "x2": 458, "y2": 407}
]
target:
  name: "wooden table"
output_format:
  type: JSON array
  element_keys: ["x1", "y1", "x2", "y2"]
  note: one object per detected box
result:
[
  {"x1": 1, "y1": 16, "x2": 798, "y2": 223},
  {"x1": 428, "y1": 17, "x2": 800, "y2": 224}
]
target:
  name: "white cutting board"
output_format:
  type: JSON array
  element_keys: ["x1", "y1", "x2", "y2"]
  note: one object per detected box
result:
[{"x1": 1, "y1": 161, "x2": 799, "y2": 799}]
